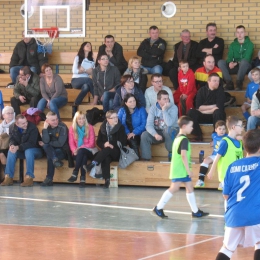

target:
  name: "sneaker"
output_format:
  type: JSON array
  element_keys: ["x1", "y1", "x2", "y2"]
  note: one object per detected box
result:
[
  {"x1": 152, "y1": 206, "x2": 168, "y2": 219},
  {"x1": 67, "y1": 174, "x2": 77, "y2": 182},
  {"x1": 218, "y1": 182, "x2": 223, "y2": 191},
  {"x1": 194, "y1": 179, "x2": 205, "y2": 188},
  {"x1": 235, "y1": 80, "x2": 243, "y2": 91},
  {"x1": 53, "y1": 159, "x2": 63, "y2": 168},
  {"x1": 83, "y1": 162, "x2": 95, "y2": 172},
  {"x1": 0, "y1": 175, "x2": 13, "y2": 186},
  {"x1": 41, "y1": 177, "x2": 53, "y2": 186},
  {"x1": 224, "y1": 81, "x2": 234, "y2": 91},
  {"x1": 79, "y1": 176, "x2": 85, "y2": 188},
  {"x1": 192, "y1": 209, "x2": 209, "y2": 218},
  {"x1": 103, "y1": 179, "x2": 110, "y2": 189},
  {"x1": 20, "y1": 176, "x2": 33, "y2": 187},
  {"x1": 94, "y1": 173, "x2": 103, "y2": 179}
]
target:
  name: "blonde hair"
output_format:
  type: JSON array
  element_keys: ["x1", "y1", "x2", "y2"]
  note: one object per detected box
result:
[
  {"x1": 128, "y1": 56, "x2": 141, "y2": 69},
  {"x1": 72, "y1": 111, "x2": 89, "y2": 140}
]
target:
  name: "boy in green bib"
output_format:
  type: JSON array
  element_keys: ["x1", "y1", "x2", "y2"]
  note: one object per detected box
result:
[
  {"x1": 208, "y1": 116, "x2": 243, "y2": 210},
  {"x1": 153, "y1": 116, "x2": 209, "y2": 218}
]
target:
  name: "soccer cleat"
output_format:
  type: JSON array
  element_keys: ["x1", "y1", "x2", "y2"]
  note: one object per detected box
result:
[
  {"x1": 152, "y1": 206, "x2": 168, "y2": 219},
  {"x1": 194, "y1": 179, "x2": 205, "y2": 188},
  {"x1": 192, "y1": 209, "x2": 209, "y2": 218},
  {"x1": 218, "y1": 182, "x2": 223, "y2": 191}
]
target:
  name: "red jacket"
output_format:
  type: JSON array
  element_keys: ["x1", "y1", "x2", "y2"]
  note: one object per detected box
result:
[{"x1": 178, "y1": 69, "x2": 197, "y2": 96}]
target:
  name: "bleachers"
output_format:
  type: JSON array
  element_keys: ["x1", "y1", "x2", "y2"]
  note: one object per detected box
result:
[{"x1": 0, "y1": 49, "x2": 251, "y2": 189}]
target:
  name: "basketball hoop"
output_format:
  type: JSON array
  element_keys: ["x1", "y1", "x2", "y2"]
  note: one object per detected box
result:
[{"x1": 30, "y1": 27, "x2": 59, "y2": 55}]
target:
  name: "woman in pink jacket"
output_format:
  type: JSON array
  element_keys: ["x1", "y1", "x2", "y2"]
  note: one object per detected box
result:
[{"x1": 67, "y1": 111, "x2": 96, "y2": 187}]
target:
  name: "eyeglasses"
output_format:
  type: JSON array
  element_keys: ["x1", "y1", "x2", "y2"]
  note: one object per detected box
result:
[
  {"x1": 101, "y1": 58, "x2": 109, "y2": 60},
  {"x1": 126, "y1": 80, "x2": 134, "y2": 83},
  {"x1": 108, "y1": 116, "x2": 118, "y2": 120},
  {"x1": 5, "y1": 112, "x2": 14, "y2": 115},
  {"x1": 152, "y1": 80, "x2": 163, "y2": 84}
]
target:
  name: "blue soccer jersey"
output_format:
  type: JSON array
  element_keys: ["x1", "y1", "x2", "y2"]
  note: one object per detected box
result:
[
  {"x1": 245, "y1": 82, "x2": 259, "y2": 100},
  {"x1": 211, "y1": 133, "x2": 227, "y2": 156},
  {"x1": 223, "y1": 156, "x2": 260, "y2": 227}
]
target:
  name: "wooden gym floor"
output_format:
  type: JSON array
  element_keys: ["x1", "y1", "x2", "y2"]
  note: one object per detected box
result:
[{"x1": 0, "y1": 184, "x2": 254, "y2": 260}]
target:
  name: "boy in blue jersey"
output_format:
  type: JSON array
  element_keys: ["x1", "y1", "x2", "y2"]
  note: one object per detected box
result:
[
  {"x1": 153, "y1": 116, "x2": 209, "y2": 219},
  {"x1": 241, "y1": 68, "x2": 260, "y2": 120},
  {"x1": 195, "y1": 120, "x2": 227, "y2": 188},
  {"x1": 215, "y1": 129, "x2": 260, "y2": 260},
  {"x1": 208, "y1": 116, "x2": 243, "y2": 193}
]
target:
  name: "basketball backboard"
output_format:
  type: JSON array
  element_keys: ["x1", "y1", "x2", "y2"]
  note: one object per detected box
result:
[{"x1": 24, "y1": 0, "x2": 86, "y2": 38}]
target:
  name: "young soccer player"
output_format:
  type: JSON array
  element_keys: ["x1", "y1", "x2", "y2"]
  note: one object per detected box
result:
[
  {"x1": 195, "y1": 120, "x2": 227, "y2": 188},
  {"x1": 208, "y1": 116, "x2": 243, "y2": 192},
  {"x1": 241, "y1": 68, "x2": 260, "y2": 120},
  {"x1": 215, "y1": 129, "x2": 260, "y2": 260},
  {"x1": 153, "y1": 116, "x2": 209, "y2": 218},
  {"x1": 177, "y1": 60, "x2": 197, "y2": 117}
]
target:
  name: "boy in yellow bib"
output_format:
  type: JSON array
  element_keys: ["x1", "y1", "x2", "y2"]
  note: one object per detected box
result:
[
  {"x1": 153, "y1": 116, "x2": 209, "y2": 218},
  {"x1": 208, "y1": 116, "x2": 243, "y2": 209}
]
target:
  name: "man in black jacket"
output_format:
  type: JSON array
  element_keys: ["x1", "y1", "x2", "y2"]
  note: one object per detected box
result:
[
  {"x1": 137, "y1": 26, "x2": 166, "y2": 75},
  {"x1": 40, "y1": 112, "x2": 73, "y2": 186},
  {"x1": 168, "y1": 29, "x2": 199, "y2": 90},
  {"x1": 96, "y1": 35, "x2": 127, "y2": 75},
  {"x1": 187, "y1": 73, "x2": 226, "y2": 141},
  {"x1": 9, "y1": 31, "x2": 48, "y2": 84},
  {"x1": 1, "y1": 115, "x2": 43, "y2": 187}
]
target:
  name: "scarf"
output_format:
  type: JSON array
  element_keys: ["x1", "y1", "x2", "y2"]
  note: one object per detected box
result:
[
  {"x1": 0, "y1": 118, "x2": 15, "y2": 135},
  {"x1": 77, "y1": 125, "x2": 85, "y2": 147},
  {"x1": 177, "y1": 42, "x2": 191, "y2": 62},
  {"x1": 106, "y1": 122, "x2": 113, "y2": 142}
]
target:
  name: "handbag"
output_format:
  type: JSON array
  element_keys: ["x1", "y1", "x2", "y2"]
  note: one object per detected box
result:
[
  {"x1": 117, "y1": 141, "x2": 139, "y2": 169},
  {"x1": 0, "y1": 133, "x2": 10, "y2": 150}
]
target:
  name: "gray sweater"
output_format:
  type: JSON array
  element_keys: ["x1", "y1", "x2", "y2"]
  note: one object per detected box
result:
[{"x1": 146, "y1": 102, "x2": 178, "y2": 136}]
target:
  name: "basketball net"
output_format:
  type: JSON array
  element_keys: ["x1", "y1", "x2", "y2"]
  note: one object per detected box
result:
[{"x1": 31, "y1": 27, "x2": 59, "y2": 55}]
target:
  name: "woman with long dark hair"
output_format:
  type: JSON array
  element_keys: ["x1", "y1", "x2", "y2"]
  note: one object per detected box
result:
[
  {"x1": 71, "y1": 42, "x2": 95, "y2": 115},
  {"x1": 118, "y1": 93, "x2": 147, "y2": 157}
]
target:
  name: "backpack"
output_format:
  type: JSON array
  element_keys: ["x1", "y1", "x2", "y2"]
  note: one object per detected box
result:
[
  {"x1": 86, "y1": 107, "x2": 104, "y2": 125},
  {"x1": 22, "y1": 109, "x2": 46, "y2": 125},
  {"x1": 224, "y1": 92, "x2": 236, "y2": 107}
]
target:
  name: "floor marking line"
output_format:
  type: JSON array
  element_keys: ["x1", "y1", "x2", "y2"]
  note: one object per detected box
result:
[
  {"x1": 0, "y1": 196, "x2": 224, "y2": 218},
  {"x1": 138, "y1": 236, "x2": 221, "y2": 260}
]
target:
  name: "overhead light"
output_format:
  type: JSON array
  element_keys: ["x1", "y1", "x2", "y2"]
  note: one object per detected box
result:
[
  {"x1": 161, "y1": 2, "x2": 177, "y2": 18},
  {"x1": 20, "y1": 4, "x2": 34, "y2": 18}
]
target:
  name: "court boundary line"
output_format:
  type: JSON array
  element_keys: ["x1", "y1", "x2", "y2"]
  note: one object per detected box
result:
[
  {"x1": 138, "y1": 236, "x2": 221, "y2": 259},
  {"x1": 0, "y1": 195, "x2": 224, "y2": 218}
]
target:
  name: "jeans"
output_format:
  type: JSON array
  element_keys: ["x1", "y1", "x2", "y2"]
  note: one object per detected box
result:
[
  {"x1": 37, "y1": 96, "x2": 68, "y2": 119},
  {"x1": 142, "y1": 65, "x2": 163, "y2": 75},
  {"x1": 71, "y1": 77, "x2": 94, "y2": 105},
  {"x1": 5, "y1": 148, "x2": 43, "y2": 178},
  {"x1": 140, "y1": 129, "x2": 176, "y2": 160},
  {"x1": 10, "y1": 66, "x2": 37, "y2": 84},
  {"x1": 247, "y1": 116, "x2": 260, "y2": 131},
  {"x1": 42, "y1": 144, "x2": 66, "y2": 180},
  {"x1": 218, "y1": 59, "x2": 251, "y2": 82},
  {"x1": 73, "y1": 148, "x2": 93, "y2": 177},
  {"x1": 102, "y1": 91, "x2": 116, "y2": 113}
]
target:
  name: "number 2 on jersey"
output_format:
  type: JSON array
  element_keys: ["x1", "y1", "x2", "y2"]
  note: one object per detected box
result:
[{"x1": 237, "y1": 175, "x2": 250, "y2": 201}]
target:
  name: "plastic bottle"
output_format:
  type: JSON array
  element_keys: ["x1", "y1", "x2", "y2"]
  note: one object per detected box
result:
[{"x1": 199, "y1": 150, "x2": 204, "y2": 163}]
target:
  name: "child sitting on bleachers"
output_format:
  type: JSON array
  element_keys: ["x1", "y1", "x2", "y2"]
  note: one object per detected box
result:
[
  {"x1": 177, "y1": 60, "x2": 197, "y2": 116},
  {"x1": 241, "y1": 68, "x2": 260, "y2": 120}
]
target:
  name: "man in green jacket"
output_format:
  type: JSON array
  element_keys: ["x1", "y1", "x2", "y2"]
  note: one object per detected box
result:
[
  {"x1": 11, "y1": 66, "x2": 42, "y2": 115},
  {"x1": 218, "y1": 25, "x2": 254, "y2": 91}
]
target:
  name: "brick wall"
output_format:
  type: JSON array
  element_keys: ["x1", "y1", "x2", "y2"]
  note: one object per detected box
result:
[{"x1": 1, "y1": 0, "x2": 260, "y2": 71}]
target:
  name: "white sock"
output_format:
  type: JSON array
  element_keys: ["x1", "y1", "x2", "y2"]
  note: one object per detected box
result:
[
  {"x1": 157, "y1": 189, "x2": 173, "y2": 209},
  {"x1": 224, "y1": 200, "x2": 227, "y2": 212},
  {"x1": 186, "y1": 192, "x2": 198, "y2": 213}
]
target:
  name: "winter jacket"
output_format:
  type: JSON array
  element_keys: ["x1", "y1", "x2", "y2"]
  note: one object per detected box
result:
[
  {"x1": 118, "y1": 106, "x2": 147, "y2": 136},
  {"x1": 10, "y1": 38, "x2": 48, "y2": 74},
  {"x1": 113, "y1": 85, "x2": 146, "y2": 112},
  {"x1": 97, "y1": 42, "x2": 127, "y2": 74},
  {"x1": 96, "y1": 120, "x2": 127, "y2": 150},
  {"x1": 137, "y1": 37, "x2": 166, "y2": 67},
  {"x1": 9, "y1": 121, "x2": 41, "y2": 151},
  {"x1": 146, "y1": 102, "x2": 178, "y2": 137},
  {"x1": 13, "y1": 72, "x2": 41, "y2": 100},
  {"x1": 92, "y1": 64, "x2": 121, "y2": 98},
  {"x1": 68, "y1": 124, "x2": 96, "y2": 154},
  {"x1": 226, "y1": 36, "x2": 254, "y2": 63}
]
